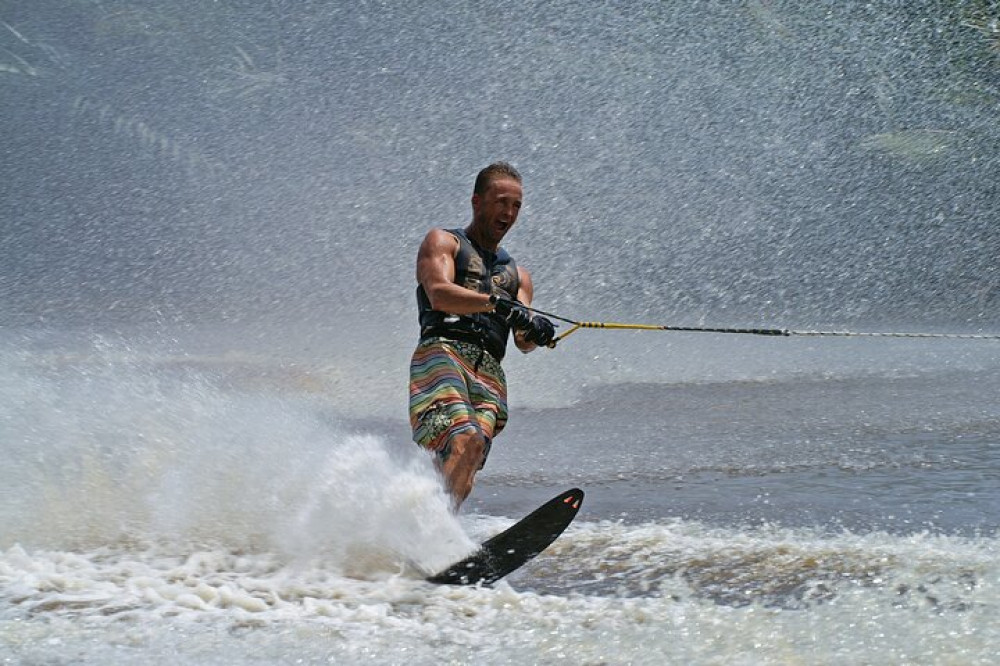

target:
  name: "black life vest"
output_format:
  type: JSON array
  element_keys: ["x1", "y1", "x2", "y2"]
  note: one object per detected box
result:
[{"x1": 417, "y1": 228, "x2": 520, "y2": 360}]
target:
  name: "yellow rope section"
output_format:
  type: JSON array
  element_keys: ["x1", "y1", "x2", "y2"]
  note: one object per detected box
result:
[{"x1": 547, "y1": 319, "x2": 1000, "y2": 346}]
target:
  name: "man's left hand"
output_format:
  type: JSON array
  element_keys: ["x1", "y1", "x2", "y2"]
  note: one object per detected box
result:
[{"x1": 524, "y1": 315, "x2": 556, "y2": 347}]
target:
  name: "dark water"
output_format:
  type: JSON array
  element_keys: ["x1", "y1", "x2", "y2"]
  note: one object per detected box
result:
[{"x1": 449, "y1": 343, "x2": 1000, "y2": 535}]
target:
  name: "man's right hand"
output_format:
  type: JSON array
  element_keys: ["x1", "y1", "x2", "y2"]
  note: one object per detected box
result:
[{"x1": 490, "y1": 295, "x2": 532, "y2": 330}]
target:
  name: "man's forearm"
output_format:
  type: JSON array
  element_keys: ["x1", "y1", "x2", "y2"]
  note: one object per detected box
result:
[{"x1": 423, "y1": 282, "x2": 493, "y2": 315}]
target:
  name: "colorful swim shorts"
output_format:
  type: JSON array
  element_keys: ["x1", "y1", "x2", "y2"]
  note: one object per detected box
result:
[{"x1": 408, "y1": 337, "x2": 508, "y2": 462}]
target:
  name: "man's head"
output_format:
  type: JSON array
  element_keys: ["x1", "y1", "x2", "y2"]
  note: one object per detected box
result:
[
  {"x1": 470, "y1": 162, "x2": 523, "y2": 249},
  {"x1": 473, "y1": 161, "x2": 522, "y2": 197}
]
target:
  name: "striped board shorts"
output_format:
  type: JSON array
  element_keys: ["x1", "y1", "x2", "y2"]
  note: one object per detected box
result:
[{"x1": 408, "y1": 337, "x2": 508, "y2": 462}]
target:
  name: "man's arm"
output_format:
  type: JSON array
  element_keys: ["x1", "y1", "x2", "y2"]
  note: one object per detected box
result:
[
  {"x1": 513, "y1": 266, "x2": 538, "y2": 352},
  {"x1": 416, "y1": 228, "x2": 494, "y2": 315}
]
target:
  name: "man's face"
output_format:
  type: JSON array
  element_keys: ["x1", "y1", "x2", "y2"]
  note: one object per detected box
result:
[{"x1": 472, "y1": 177, "x2": 523, "y2": 246}]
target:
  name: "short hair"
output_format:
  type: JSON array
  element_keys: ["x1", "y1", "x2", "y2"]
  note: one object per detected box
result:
[{"x1": 473, "y1": 161, "x2": 522, "y2": 196}]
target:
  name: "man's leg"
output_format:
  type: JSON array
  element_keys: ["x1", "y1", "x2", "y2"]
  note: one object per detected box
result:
[
  {"x1": 409, "y1": 339, "x2": 503, "y2": 507},
  {"x1": 439, "y1": 429, "x2": 487, "y2": 507}
]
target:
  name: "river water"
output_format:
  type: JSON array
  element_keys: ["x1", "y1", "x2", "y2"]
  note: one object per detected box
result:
[
  {"x1": 2, "y1": 327, "x2": 998, "y2": 664},
  {"x1": 3, "y1": 0, "x2": 999, "y2": 663}
]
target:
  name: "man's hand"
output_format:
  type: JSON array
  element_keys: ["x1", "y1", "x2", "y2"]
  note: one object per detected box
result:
[
  {"x1": 490, "y1": 295, "x2": 532, "y2": 330},
  {"x1": 524, "y1": 315, "x2": 556, "y2": 347}
]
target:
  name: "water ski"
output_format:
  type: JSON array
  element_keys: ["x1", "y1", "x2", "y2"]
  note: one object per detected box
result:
[{"x1": 427, "y1": 487, "x2": 584, "y2": 586}]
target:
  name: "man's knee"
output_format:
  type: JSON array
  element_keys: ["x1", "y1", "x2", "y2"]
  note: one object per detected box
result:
[{"x1": 450, "y1": 430, "x2": 486, "y2": 464}]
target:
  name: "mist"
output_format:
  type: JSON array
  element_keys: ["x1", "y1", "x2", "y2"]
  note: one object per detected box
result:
[{"x1": 3, "y1": 1, "x2": 998, "y2": 336}]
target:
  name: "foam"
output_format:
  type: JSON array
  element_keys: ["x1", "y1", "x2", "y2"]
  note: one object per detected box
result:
[
  {"x1": 0, "y1": 341, "x2": 470, "y2": 573},
  {"x1": 2, "y1": 519, "x2": 999, "y2": 664}
]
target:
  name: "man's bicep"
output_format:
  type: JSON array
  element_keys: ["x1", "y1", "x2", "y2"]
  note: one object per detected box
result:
[
  {"x1": 417, "y1": 230, "x2": 457, "y2": 289},
  {"x1": 516, "y1": 266, "x2": 534, "y2": 306}
]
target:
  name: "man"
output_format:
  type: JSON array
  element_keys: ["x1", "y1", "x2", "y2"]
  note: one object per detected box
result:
[{"x1": 409, "y1": 161, "x2": 555, "y2": 507}]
